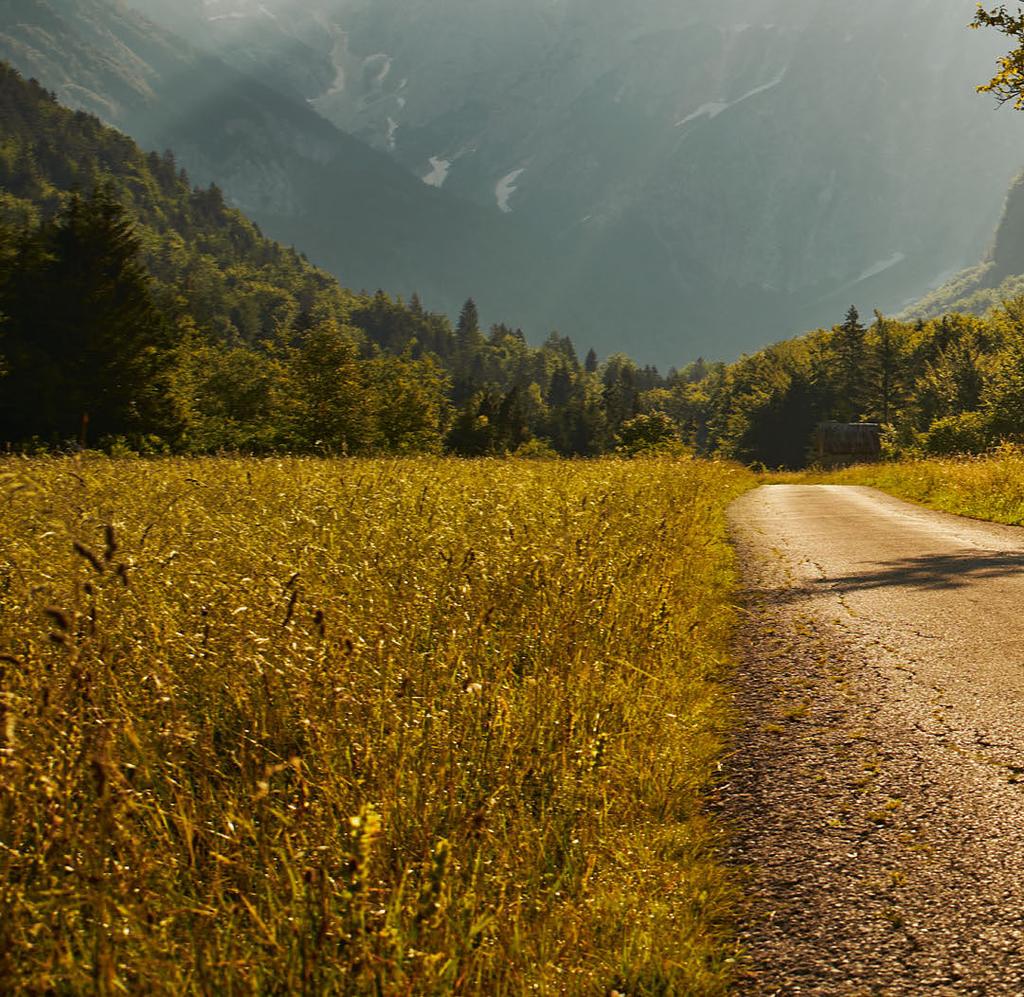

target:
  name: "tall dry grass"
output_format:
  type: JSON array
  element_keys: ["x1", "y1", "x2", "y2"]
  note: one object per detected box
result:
[{"x1": 0, "y1": 456, "x2": 751, "y2": 993}]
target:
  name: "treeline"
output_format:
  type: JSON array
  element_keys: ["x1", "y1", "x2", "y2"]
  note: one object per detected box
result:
[
  {"x1": 0, "y1": 186, "x2": 451, "y2": 454},
  {"x1": 0, "y1": 183, "x2": 675, "y2": 456},
  {"x1": 696, "y1": 303, "x2": 1024, "y2": 467}
]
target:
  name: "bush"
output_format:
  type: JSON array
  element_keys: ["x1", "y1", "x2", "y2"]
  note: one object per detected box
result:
[
  {"x1": 922, "y1": 411, "x2": 994, "y2": 455},
  {"x1": 614, "y1": 411, "x2": 688, "y2": 457}
]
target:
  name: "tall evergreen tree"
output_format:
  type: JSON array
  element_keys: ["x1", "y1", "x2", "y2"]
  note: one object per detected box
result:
[
  {"x1": 450, "y1": 298, "x2": 486, "y2": 404},
  {"x1": 829, "y1": 305, "x2": 869, "y2": 422},
  {"x1": 869, "y1": 310, "x2": 902, "y2": 425},
  {"x1": 0, "y1": 188, "x2": 174, "y2": 445},
  {"x1": 456, "y1": 298, "x2": 482, "y2": 351}
]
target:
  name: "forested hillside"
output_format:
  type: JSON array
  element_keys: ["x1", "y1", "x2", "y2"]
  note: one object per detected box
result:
[
  {"x1": 0, "y1": 0, "x2": 527, "y2": 327},
  {"x1": 0, "y1": 64, "x2": 448, "y2": 452},
  {"x1": 0, "y1": 64, "x2": 675, "y2": 456},
  {"x1": 7, "y1": 61, "x2": 1024, "y2": 467}
]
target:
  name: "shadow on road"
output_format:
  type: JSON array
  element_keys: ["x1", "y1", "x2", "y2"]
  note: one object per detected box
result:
[
  {"x1": 742, "y1": 550, "x2": 1024, "y2": 606},
  {"x1": 818, "y1": 551, "x2": 1024, "y2": 593}
]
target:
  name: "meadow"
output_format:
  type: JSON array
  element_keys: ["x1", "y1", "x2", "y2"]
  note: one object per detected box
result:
[
  {"x1": 0, "y1": 456, "x2": 751, "y2": 994},
  {"x1": 794, "y1": 449, "x2": 1024, "y2": 525}
]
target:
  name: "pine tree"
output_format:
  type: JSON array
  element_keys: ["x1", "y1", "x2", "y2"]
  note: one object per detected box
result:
[
  {"x1": 830, "y1": 305, "x2": 869, "y2": 422},
  {"x1": 584, "y1": 348, "x2": 598, "y2": 374},
  {"x1": 871, "y1": 310, "x2": 901, "y2": 425},
  {"x1": 451, "y1": 297, "x2": 487, "y2": 405},
  {"x1": 456, "y1": 298, "x2": 482, "y2": 351},
  {"x1": 0, "y1": 188, "x2": 174, "y2": 445}
]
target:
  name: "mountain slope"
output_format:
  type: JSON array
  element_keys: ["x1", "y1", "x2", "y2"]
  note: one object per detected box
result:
[
  {"x1": 0, "y1": 0, "x2": 533, "y2": 330},
  {"x1": 904, "y1": 172, "x2": 1024, "y2": 320},
  {"x1": 0, "y1": 59, "x2": 355, "y2": 341},
  {"x1": 0, "y1": 61, "x2": 660, "y2": 460},
  {"x1": 0, "y1": 60, "x2": 468, "y2": 452}
]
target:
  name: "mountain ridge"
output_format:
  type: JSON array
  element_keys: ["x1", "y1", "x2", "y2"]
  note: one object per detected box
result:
[{"x1": 117, "y1": 0, "x2": 1024, "y2": 363}]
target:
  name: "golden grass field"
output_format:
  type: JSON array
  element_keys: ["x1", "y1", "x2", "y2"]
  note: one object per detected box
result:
[
  {"x1": 0, "y1": 456, "x2": 752, "y2": 994},
  {"x1": 787, "y1": 449, "x2": 1024, "y2": 525}
]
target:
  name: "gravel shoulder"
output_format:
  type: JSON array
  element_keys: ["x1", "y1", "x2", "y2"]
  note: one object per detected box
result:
[{"x1": 723, "y1": 485, "x2": 1024, "y2": 995}]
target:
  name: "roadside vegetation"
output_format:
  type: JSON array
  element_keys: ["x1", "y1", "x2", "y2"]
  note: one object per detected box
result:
[{"x1": 0, "y1": 456, "x2": 751, "y2": 994}]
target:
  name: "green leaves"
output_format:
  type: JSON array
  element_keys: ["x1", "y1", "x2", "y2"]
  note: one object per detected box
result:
[{"x1": 972, "y1": 5, "x2": 1024, "y2": 108}]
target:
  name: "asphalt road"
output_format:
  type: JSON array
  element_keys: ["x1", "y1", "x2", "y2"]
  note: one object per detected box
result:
[{"x1": 725, "y1": 485, "x2": 1024, "y2": 995}]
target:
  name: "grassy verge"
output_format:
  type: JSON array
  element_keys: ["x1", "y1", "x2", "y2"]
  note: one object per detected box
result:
[
  {"x1": 0, "y1": 456, "x2": 752, "y2": 994},
  {"x1": 775, "y1": 452, "x2": 1024, "y2": 526}
]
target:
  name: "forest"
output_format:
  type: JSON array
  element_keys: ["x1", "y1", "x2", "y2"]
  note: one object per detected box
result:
[{"x1": 3, "y1": 61, "x2": 1024, "y2": 467}]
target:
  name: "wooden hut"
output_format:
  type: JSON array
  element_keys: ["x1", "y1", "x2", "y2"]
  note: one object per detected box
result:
[{"x1": 810, "y1": 422, "x2": 882, "y2": 467}]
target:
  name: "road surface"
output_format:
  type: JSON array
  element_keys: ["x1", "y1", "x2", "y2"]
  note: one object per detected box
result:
[{"x1": 725, "y1": 485, "x2": 1024, "y2": 995}]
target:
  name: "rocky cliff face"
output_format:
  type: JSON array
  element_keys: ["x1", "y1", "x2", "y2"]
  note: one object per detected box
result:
[
  {"x1": 12, "y1": 0, "x2": 1024, "y2": 364},
  {"x1": 902, "y1": 171, "x2": 1024, "y2": 321}
]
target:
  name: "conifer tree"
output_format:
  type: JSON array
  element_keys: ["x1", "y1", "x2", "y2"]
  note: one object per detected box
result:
[
  {"x1": 456, "y1": 298, "x2": 482, "y2": 351},
  {"x1": 870, "y1": 310, "x2": 902, "y2": 425},
  {"x1": 0, "y1": 188, "x2": 173, "y2": 445},
  {"x1": 829, "y1": 305, "x2": 869, "y2": 422},
  {"x1": 451, "y1": 297, "x2": 486, "y2": 404}
]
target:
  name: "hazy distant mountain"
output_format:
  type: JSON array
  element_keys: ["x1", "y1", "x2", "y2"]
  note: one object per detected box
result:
[
  {"x1": 902, "y1": 170, "x2": 1024, "y2": 321},
  {"x1": 124, "y1": 0, "x2": 1024, "y2": 363},
  {"x1": 0, "y1": 0, "x2": 532, "y2": 331},
  {"x1": 6, "y1": 0, "x2": 1024, "y2": 365}
]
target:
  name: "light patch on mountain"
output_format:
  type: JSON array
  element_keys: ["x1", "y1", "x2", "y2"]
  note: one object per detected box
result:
[
  {"x1": 496, "y1": 169, "x2": 526, "y2": 213},
  {"x1": 422, "y1": 157, "x2": 451, "y2": 188},
  {"x1": 674, "y1": 70, "x2": 788, "y2": 128}
]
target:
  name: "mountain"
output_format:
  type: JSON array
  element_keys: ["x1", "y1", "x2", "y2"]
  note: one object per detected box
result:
[
  {"x1": 905, "y1": 171, "x2": 1024, "y2": 320},
  {"x1": 5, "y1": 0, "x2": 1024, "y2": 366},
  {"x1": 13, "y1": 50, "x2": 1024, "y2": 468},
  {"x1": 0, "y1": 58, "x2": 413, "y2": 449},
  {"x1": 0, "y1": 0, "x2": 537, "y2": 336},
  {"x1": 125, "y1": 0, "x2": 1024, "y2": 364},
  {"x1": 0, "y1": 58, "x2": 359, "y2": 340}
]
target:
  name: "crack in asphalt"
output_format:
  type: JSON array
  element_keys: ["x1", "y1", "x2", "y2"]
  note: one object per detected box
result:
[{"x1": 722, "y1": 485, "x2": 1024, "y2": 995}]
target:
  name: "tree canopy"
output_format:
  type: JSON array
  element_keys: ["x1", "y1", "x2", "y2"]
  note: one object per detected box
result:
[{"x1": 973, "y1": 4, "x2": 1024, "y2": 107}]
